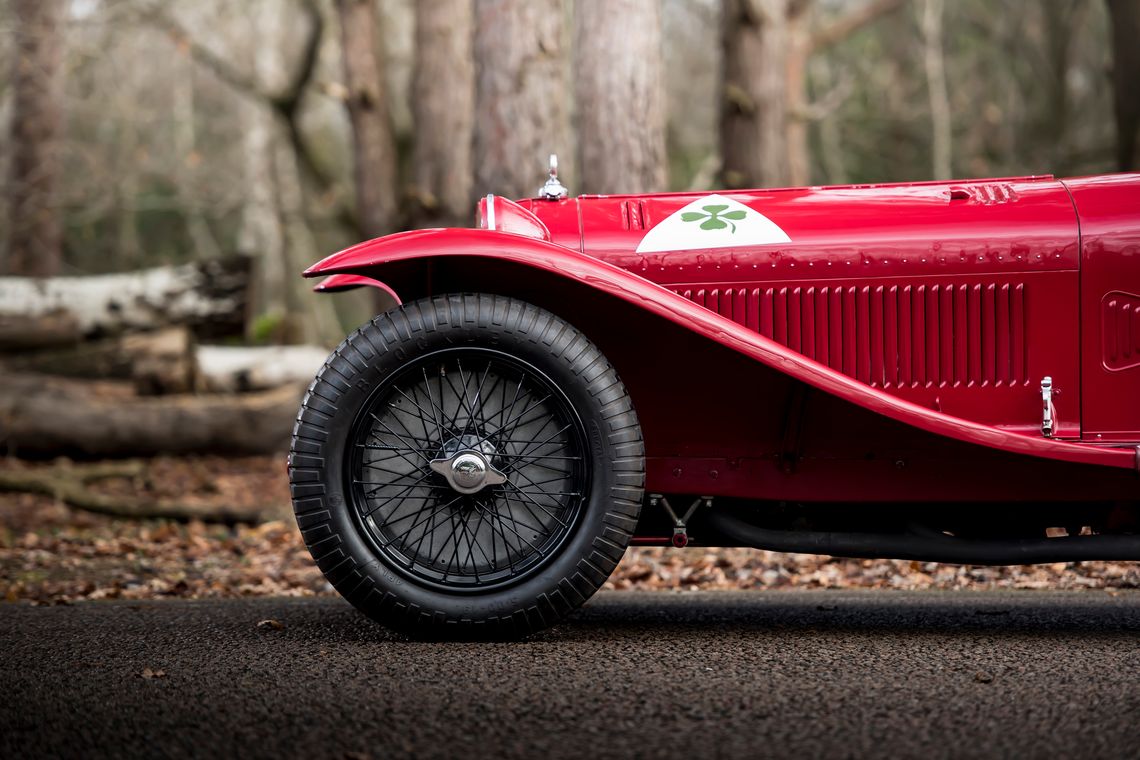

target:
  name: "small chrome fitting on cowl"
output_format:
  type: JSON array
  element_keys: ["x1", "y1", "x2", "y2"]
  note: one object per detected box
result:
[
  {"x1": 1041, "y1": 376, "x2": 1056, "y2": 438},
  {"x1": 538, "y1": 154, "x2": 568, "y2": 200}
]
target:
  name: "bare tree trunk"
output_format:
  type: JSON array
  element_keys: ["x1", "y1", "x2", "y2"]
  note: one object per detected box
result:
[
  {"x1": 5, "y1": 0, "x2": 64, "y2": 276},
  {"x1": 237, "y1": 7, "x2": 289, "y2": 336},
  {"x1": 173, "y1": 49, "x2": 222, "y2": 262},
  {"x1": 110, "y1": 31, "x2": 142, "y2": 270},
  {"x1": 273, "y1": 130, "x2": 344, "y2": 346},
  {"x1": 237, "y1": 98, "x2": 288, "y2": 335},
  {"x1": 721, "y1": 0, "x2": 791, "y2": 189},
  {"x1": 336, "y1": 0, "x2": 397, "y2": 238},
  {"x1": 144, "y1": 1, "x2": 354, "y2": 231},
  {"x1": 411, "y1": 0, "x2": 475, "y2": 225},
  {"x1": 115, "y1": 121, "x2": 143, "y2": 269},
  {"x1": 784, "y1": 4, "x2": 813, "y2": 187},
  {"x1": 723, "y1": 0, "x2": 904, "y2": 189},
  {"x1": 921, "y1": 0, "x2": 952, "y2": 179},
  {"x1": 474, "y1": 0, "x2": 572, "y2": 199},
  {"x1": 1107, "y1": 0, "x2": 1140, "y2": 171},
  {"x1": 574, "y1": 0, "x2": 666, "y2": 194},
  {"x1": 1041, "y1": 1, "x2": 1086, "y2": 172},
  {"x1": 811, "y1": 57, "x2": 848, "y2": 184}
]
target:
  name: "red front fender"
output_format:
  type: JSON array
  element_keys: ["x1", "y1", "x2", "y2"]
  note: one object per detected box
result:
[
  {"x1": 304, "y1": 228, "x2": 1134, "y2": 470},
  {"x1": 313, "y1": 273, "x2": 400, "y2": 301}
]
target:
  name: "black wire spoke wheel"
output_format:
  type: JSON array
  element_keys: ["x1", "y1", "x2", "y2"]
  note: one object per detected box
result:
[
  {"x1": 350, "y1": 349, "x2": 588, "y2": 591},
  {"x1": 289, "y1": 294, "x2": 644, "y2": 638}
]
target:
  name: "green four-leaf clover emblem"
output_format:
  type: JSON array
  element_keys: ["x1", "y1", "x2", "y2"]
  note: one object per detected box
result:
[{"x1": 680, "y1": 204, "x2": 748, "y2": 233}]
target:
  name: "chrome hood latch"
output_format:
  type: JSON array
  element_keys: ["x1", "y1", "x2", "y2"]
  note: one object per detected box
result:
[{"x1": 1041, "y1": 376, "x2": 1057, "y2": 438}]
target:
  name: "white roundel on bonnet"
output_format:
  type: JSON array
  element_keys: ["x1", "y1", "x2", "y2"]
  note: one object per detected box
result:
[{"x1": 635, "y1": 193, "x2": 791, "y2": 254}]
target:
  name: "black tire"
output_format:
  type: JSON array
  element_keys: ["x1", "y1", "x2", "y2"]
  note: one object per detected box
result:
[{"x1": 288, "y1": 294, "x2": 644, "y2": 637}]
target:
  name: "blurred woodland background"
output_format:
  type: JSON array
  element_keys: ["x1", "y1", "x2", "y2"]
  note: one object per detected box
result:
[
  {"x1": 1, "y1": 0, "x2": 1139, "y2": 601},
  {"x1": 3, "y1": 0, "x2": 1139, "y2": 338}
]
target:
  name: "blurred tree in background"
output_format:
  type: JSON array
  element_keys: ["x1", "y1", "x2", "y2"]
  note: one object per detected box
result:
[
  {"x1": 1106, "y1": 0, "x2": 1140, "y2": 169},
  {"x1": 473, "y1": 0, "x2": 571, "y2": 199},
  {"x1": 0, "y1": 0, "x2": 1135, "y2": 337},
  {"x1": 6, "y1": 0, "x2": 63, "y2": 276},
  {"x1": 410, "y1": 0, "x2": 474, "y2": 225},
  {"x1": 575, "y1": 0, "x2": 666, "y2": 193}
]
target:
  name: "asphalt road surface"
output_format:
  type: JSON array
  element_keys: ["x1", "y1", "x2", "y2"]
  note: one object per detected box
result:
[{"x1": 2, "y1": 590, "x2": 1138, "y2": 759}]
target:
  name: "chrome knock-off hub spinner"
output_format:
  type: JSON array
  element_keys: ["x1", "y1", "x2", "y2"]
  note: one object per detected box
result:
[{"x1": 429, "y1": 435, "x2": 508, "y2": 495}]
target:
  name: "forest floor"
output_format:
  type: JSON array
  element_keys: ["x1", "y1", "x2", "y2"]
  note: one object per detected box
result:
[{"x1": 1, "y1": 455, "x2": 1138, "y2": 604}]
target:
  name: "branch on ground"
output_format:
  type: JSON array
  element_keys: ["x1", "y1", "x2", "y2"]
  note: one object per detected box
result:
[{"x1": 0, "y1": 462, "x2": 272, "y2": 524}]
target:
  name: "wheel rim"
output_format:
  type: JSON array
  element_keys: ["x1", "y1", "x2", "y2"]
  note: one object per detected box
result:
[{"x1": 348, "y1": 348, "x2": 590, "y2": 592}]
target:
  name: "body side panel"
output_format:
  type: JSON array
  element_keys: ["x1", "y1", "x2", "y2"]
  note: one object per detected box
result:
[
  {"x1": 303, "y1": 229, "x2": 1134, "y2": 474},
  {"x1": 1065, "y1": 174, "x2": 1140, "y2": 441},
  {"x1": 562, "y1": 178, "x2": 1082, "y2": 435}
]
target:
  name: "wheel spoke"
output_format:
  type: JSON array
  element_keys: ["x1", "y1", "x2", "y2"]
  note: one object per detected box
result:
[
  {"x1": 454, "y1": 359, "x2": 475, "y2": 437},
  {"x1": 477, "y1": 492, "x2": 514, "y2": 573},
  {"x1": 497, "y1": 395, "x2": 554, "y2": 446},
  {"x1": 385, "y1": 387, "x2": 435, "y2": 448},
  {"x1": 398, "y1": 493, "x2": 464, "y2": 557},
  {"x1": 500, "y1": 482, "x2": 570, "y2": 528},
  {"x1": 441, "y1": 369, "x2": 469, "y2": 433},
  {"x1": 367, "y1": 413, "x2": 433, "y2": 468},
  {"x1": 506, "y1": 463, "x2": 569, "y2": 498},
  {"x1": 359, "y1": 461, "x2": 428, "y2": 480},
  {"x1": 461, "y1": 503, "x2": 496, "y2": 572},
  {"x1": 460, "y1": 360, "x2": 494, "y2": 439},
  {"x1": 356, "y1": 442, "x2": 436, "y2": 454},
  {"x1": 509, "y1": 458, "x2": 579, "y2": 475},
  {"x1": 473, "y1": 500, "x2": 547, "y2": 555},
  {"x1": 393, "y1": 384, "x2": 442, "y2": 445},
  {"x1": 360, "y1": 472, "x2": 436, "y2": 516},
  {"x1": 420, "y1": 367, "x2": 448, "y2": 443},
  {"x1": 350, "y1": 349, "x2": 586, "y2": 590},
  {"x1": 464, "y1": 396, "x2": 552, "y2": 455},
  {"x1": 507, "y1": 422, "x2": 572, "y2": 467}
]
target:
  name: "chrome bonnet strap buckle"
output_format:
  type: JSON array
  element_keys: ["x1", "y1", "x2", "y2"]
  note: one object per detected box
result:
[{"x1": 1041, "y1": 376, "x2": 1057, "y2": 438}]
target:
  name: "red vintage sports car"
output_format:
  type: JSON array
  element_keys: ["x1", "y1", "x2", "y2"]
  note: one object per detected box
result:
[{"x1": 290, "y1": 157, "x2": 1140, "y2": 636}]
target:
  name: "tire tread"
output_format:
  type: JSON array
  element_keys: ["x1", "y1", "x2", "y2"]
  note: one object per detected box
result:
[{"x1": 288, "y1": 294, "x2": 644, "y2": 638}]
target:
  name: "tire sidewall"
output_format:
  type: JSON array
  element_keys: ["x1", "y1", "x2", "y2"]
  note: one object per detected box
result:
[{"x1": 299, "y1": 296, "x2": 633, "y2": 628}]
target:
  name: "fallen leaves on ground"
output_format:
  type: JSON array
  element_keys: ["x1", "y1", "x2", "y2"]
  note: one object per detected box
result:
[
  {"x1": 1, "y1": 455, "x2": 1136, "y2": 604},
  {"x1": 602, "y1": 548, "x2": 1139, "y2": 591}
]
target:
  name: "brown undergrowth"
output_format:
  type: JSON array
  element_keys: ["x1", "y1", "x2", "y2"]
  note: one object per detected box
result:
[{"x1": 2, "y1": 455, "x2": 1136, "y2": 604}]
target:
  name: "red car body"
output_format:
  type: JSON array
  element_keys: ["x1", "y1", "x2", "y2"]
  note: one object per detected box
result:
[{"x1": 306, "y1": 172, "x2": 1140, "y2": 545}]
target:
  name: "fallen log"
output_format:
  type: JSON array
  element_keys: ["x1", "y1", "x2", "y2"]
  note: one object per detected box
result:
[
  {"x1": 4, "y1": 327, "x2": 200, "y2": 395},
  {"x1": 196, "y1": 344, "x2": 327, "y2": 392},
  {"x1": 3, "y1": 325, "x2": 327, "y2": 395},
  {"x1": 0, "y1": 256, "x2": 251, "y2": 340},
  {"x1": 0, "y1": 461, "x2": 272, "y2": 524},
  {"x1": 0, "y1": 312, "x2": 83, "y2": 351},
  {"x1": 0, "y1": 373, "x2": 302, "y2": 457}
]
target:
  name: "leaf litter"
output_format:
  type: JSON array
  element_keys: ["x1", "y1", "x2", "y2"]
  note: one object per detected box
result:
[{"x1": 2, "y1": 455, "x2": 1136, "y2": 604}]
